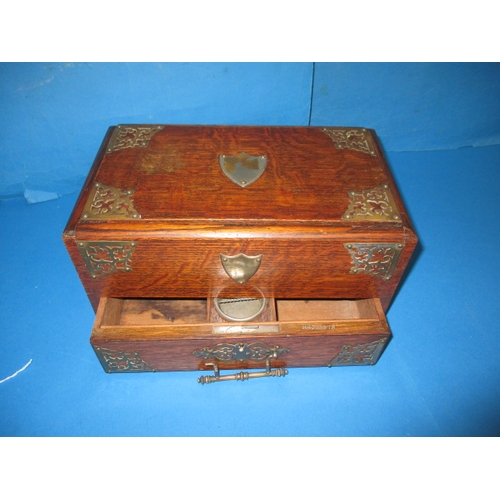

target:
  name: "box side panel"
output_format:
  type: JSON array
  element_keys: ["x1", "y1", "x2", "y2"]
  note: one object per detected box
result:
[
  {"x1": 370, "y1": 129, "x2": 419, "y2": 236},
  {"x1": 62, "y1": 126, "x2": 116, "y2": 235}
]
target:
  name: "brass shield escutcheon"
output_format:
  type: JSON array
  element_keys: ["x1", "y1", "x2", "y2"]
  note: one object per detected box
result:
[
  {"x1": 220, "y1": 253, "x2": 263, "y2": 284},
  {"x1": 219, "y1": 152, "x2": 267, "y2": 187}
]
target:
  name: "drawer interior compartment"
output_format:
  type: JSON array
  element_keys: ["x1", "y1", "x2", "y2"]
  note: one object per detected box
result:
[
  {"x1": 97, "y1": 297, "x2": 383, "y2": 328},
  {"x1": 276, "y1": 299, "x2": 378, "y2": 321},
  {"x1": 100, "y1": 298, "x2": 208, "y2": 326}
]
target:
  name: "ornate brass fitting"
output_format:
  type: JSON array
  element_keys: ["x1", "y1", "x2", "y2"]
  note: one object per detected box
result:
[{"x1": 220, "y1": 253, "x2": 263, "y2": 284}]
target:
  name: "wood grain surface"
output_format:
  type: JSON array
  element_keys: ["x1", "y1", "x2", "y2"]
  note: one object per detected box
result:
[{"x1": 63, "y1": 125, "x2": 416, "y2": 373}]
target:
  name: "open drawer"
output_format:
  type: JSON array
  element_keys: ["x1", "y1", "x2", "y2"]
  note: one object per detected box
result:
[{"x1": 90, "y1": 296, "x2": 391, "y2": 380}]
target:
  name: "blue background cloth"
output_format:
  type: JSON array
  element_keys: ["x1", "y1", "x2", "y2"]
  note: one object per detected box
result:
[{"x1": 1, "y1": 63, "x2": 499, "y2": 436}]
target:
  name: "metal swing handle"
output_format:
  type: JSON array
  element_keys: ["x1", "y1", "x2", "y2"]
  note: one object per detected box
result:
[{"x1": 197, "y1": 357, "x2": 288, "y2": 384}]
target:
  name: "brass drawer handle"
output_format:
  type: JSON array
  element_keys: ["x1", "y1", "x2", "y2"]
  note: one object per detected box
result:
[{"x1": 198, "y1": 358, "x2": 288, "y2": 384}]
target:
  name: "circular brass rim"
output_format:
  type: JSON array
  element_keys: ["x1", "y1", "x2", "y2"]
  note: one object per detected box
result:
[{"x1": 214, "y1": 297, "x2": 267, "y2": 322}]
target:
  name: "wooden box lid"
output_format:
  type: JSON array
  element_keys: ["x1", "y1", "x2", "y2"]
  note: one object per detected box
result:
[{"x1": 64, "y1": 125, "x2": 413, "y2": 232}]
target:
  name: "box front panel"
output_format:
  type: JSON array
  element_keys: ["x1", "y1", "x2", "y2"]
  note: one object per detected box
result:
[
  {"x1": 69, "y1": 232, "x2": 412, "y2": 311},
  {"x1": 91, "y1": 334, "x2": 390, "y2": 374}
]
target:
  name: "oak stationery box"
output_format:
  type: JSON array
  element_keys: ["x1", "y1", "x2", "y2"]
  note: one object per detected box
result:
[{"x1": 63, "y1": 125, "x2": 417, "y2": 383}]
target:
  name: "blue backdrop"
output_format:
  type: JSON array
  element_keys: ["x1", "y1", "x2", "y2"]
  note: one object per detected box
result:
[
  {"x1": 2, "y1": 63, "x2": 499, "y2": 201},
  {"x1": 1, "y1": 63, "x2": 499, "y2": 440}
]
